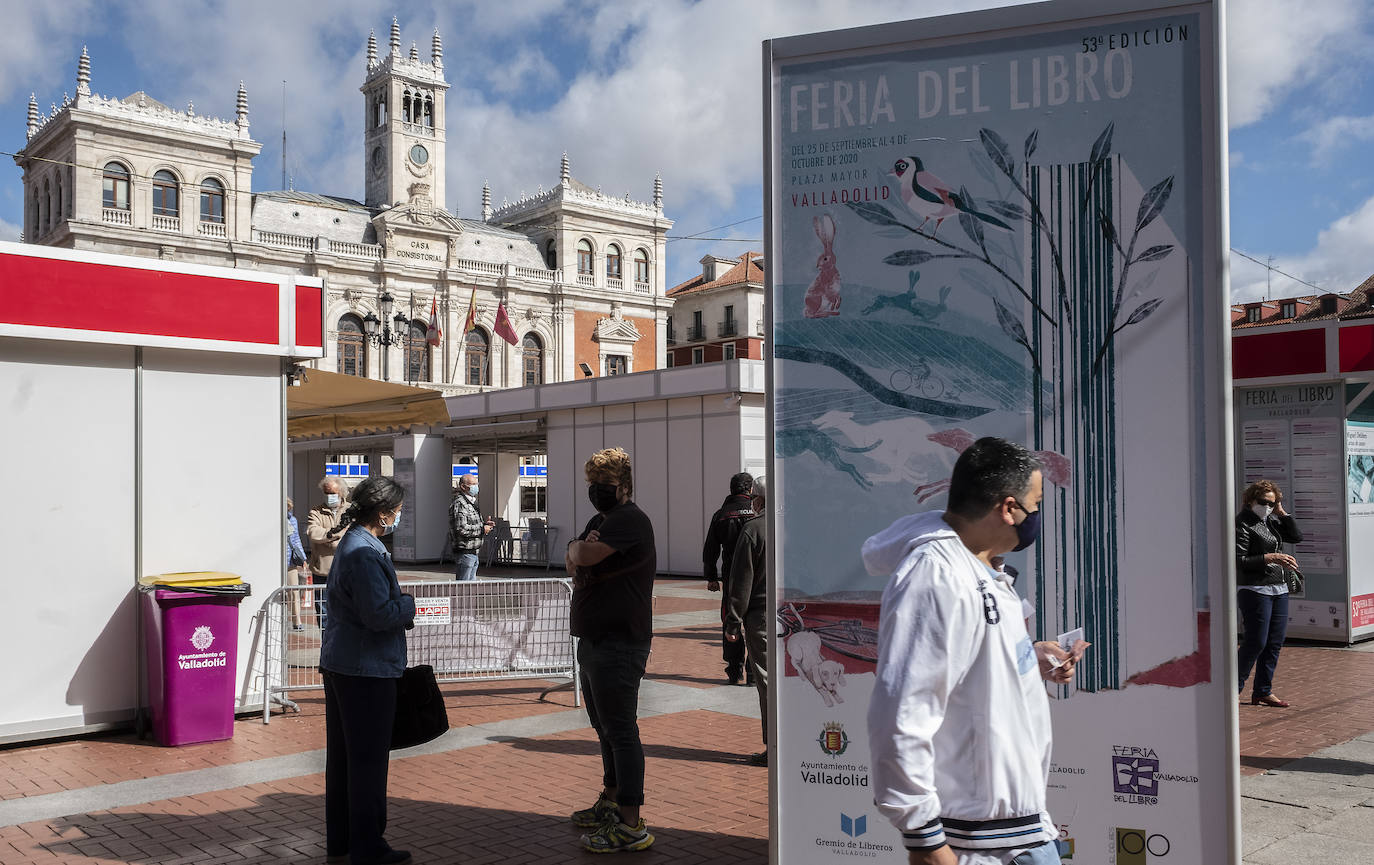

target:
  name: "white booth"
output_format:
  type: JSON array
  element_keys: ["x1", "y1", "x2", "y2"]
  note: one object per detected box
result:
[{"x1": 0, "y1": 242, "x2": 323, "y2": 744}]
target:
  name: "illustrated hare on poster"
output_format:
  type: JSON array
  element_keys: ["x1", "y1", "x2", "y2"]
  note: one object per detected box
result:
[{"x1": 802, "y1": 213, "x2": 841, "y2": 318}]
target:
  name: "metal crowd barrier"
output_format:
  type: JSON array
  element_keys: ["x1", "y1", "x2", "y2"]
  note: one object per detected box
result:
[{"x1": 248, "y1": 578, "x2": 578, "y2": 723}]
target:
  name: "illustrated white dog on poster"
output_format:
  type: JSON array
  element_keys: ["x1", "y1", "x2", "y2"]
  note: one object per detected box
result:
[{"x1": 786, "y1": 630, "x2": 848, "y2": 707}]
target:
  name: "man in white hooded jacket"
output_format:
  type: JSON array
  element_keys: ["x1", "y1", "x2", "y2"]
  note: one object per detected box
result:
[{"x1": 864, "y1": 437, "x2": 1087, "y2": 865}]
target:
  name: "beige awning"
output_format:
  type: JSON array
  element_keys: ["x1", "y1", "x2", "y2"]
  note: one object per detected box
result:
[{"x1": 287, "y1": 369, "x2": 451, "y2": 439}]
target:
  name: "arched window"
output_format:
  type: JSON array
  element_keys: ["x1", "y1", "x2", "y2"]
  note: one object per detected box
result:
[
  {"x1": 152, "y1": 170, "x2": 179, "y2": 217},
  {"x1": 199, "y1": 178, "x2": 225, "y2": 224},
  {"x1": 403, "y1": 90, "x2": 412, "y2": 123},
  {"x1": 30, "y1": 187, "x2": 39, "y2": 237},
  {"x1": 521, "y1": 333, "x2": 544, "y2": 386},
  {"x1": 577, "y1": 238, "x2": 594, "y2": 275},
  {"x1": 465, "y1": 328, "x2": 490, "y2": 386},
  {"x1": 337, "y1": 314, "x2": 367, "y2": 377},
  {"x1": 545, "y1": 240, "x2": 557, "y2": 270},
  {"x1": 634, "y1": 248, "x2": 650, "y2": 287},
  {"x1": 405, "y1": 319, "x2": 430, "y2": 383},
  {"x1": 41, "y1": 178, "x2": 50, "y2": 232},
  {"x1": 54, "y1": 171, "x2": 63, "y2": 224},
  {"x1": 606, "y1": 243, "x2": 623, "y2": 281},
  {"x1": 375, "y1": 94, "x2": 387, "y2": 127},
  {"x1": 423, "y1": 95, "x2": 433, "y2": 127},
  {"x1": 102, "y1": 162, "x2": 130, "y2": 211}
]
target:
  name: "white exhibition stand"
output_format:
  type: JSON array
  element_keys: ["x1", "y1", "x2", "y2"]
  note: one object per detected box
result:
[{"x1": 0, "y1": 241, "x2": 323, "y2": 744}]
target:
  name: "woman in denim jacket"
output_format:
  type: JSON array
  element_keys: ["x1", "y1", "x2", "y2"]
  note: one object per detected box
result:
[{"x1": 319, "y1": 476, "x2": 416, "y2": 865}]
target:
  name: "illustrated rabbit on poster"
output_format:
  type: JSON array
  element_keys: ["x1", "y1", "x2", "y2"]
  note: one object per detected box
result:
[{"x1": 803, "y1": 213, "x2": 841, "y2": 318}]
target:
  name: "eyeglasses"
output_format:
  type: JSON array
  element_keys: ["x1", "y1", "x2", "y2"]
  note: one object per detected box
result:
[{"x1": 1011, "y1": 498, "x2": 1039, "y2": 514}]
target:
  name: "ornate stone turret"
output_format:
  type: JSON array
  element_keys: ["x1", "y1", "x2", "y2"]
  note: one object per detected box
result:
[
  {"x1": 560, "y1": 152, "x2": 570, "y2": 185},
  {"x1": 76, "y1": 46, "x2": 91, "y2": 97},
  {"x1": 432, "y1": 28, "x2": 443, "y2": 68},
  {"x1": 235, "y1": 81, "x2": 249, "y2": 129},
  {"x1": 481, "y1": 182, "x2": 492, "y2": 221},
  {"x1": 653, "y1": 174, "x2": 663, "y2": 210},
  {"x1": 26, "y1": 94, "x2": 38, "y2": 139},
  {"x1": 389, "y1": 16, "x2": 400, "y2": 55},
  {"x1": 366, "y1": 30, "x2": 377, "y2": 68},
  {"x1": 408, "y1": 42, "x2": 418, "y2": 61}
]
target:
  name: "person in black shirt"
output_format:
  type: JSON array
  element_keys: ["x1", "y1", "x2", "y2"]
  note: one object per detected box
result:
[
  {"x1": 565, "y1": 447, "x2": 657, "y2": 854},
  {"x1": 703, "y1": 471, "x2": 755, "y2": 684}
]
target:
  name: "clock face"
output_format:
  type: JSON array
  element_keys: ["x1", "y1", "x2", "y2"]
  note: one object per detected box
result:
[
  {"x1": 370, "y1": 146, "x2": 384, "y2": 176},
  {"x1": 409, "y1": 144, "x2": 429, "y2": 165}
]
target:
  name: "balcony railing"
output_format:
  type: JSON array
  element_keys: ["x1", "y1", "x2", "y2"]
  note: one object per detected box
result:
[
  {"x1": 606, "y1": 276, "x2": 624, "y2": 291},
  {"x1": 102, "y1": 207, "x2": 131, "y2": 226},
  {"x1": 577, "y1": 272, "x2": 597, "y2": 288},
  {"x1": 686, "y1": 325, "x2": 706, "y2": 342},
  {"x1": 718, "y1": 320, "x2": 738, "y2": 338},
  {"x1": 633, "y1": 278, "x2": 650, "y2": 295},
  {"x1": 666, "y1": 334, "x2": 677, "y2": 346},
  {"x1": 151, "y1": 214, "x2": 180, "y2": 233},
  {"x1": 197, "y1": 221, "x2": 228, "y2": 238}
]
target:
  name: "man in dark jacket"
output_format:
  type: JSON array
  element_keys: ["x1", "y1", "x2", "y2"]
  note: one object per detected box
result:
[
  {"x1": 702, "y1": 471, "x2": 755, "y2": 684},
  {"x1": 727, "y1": 476, "x2": 769, "y2": 766}
]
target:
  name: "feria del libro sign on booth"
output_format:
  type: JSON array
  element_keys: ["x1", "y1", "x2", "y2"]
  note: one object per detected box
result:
[{"x1": 764, "y1": 1, "x2": 1234, "y2": 863}]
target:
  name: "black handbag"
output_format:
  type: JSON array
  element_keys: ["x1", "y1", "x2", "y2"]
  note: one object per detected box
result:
[{"x1": 391, "y1": 664, "x2": 449, "y2": 750}]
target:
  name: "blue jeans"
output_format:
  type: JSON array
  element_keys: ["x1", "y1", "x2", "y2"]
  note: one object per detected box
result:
[
  {"x1": 454, "y1": 552, "x2": 479, "y2": 581},
  {"x1": 1010, "y1": 841, "x2": 1064, "y2": 864},
  {"x1": 578, "y1": 636, "x2": 651, "y2": 807},
  {"x1": 1238, "y1": 589, "x2": 1289, "y2": 698}
]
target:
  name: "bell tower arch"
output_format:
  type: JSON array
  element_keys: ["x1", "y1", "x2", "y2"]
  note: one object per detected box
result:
[{"x1": 361, "y1": 18, "x2": 448, "y2": 209}]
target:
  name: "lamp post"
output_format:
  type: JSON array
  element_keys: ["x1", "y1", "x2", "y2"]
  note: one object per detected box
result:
[{"x1": 362, "y1": 291, "x2": 411, "y2": 382}]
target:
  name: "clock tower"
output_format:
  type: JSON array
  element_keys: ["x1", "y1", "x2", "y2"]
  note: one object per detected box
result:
[{"x1": 361, "y1": 18, "x2": 448, "y2": 210}]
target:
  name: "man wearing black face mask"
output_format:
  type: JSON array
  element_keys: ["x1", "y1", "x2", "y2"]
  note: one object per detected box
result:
[
  {"x1": 863, "y1": 437, "x2": 1088, "y2": 865},
  {"x1": 564, "y1": 447, "x2": 658, "y2": 854}
]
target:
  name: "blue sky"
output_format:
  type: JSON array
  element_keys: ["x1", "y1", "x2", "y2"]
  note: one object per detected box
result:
[{"x1": 2, "y1": 0, "x2": 1371, "y2": 300}]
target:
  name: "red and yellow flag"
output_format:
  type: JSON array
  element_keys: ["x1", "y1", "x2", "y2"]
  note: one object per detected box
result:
[
  {"x1": 494, "y1": 301, "x2": 519, "y2": 345},
  {"x1": 461, "y1": 289, "x2": 477, "y2": 335}
]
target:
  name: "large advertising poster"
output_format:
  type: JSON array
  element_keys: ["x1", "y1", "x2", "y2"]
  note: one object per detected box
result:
[
  {"x1": 1235, "y1": 383, "x2": 1348, "y2": 639},
  {"x1": 1347, "y1": 420, "x2": 1374, "y2": 637},
  {"x1": 765, "y1": 2, "x2": 1230, "y2": 863}
]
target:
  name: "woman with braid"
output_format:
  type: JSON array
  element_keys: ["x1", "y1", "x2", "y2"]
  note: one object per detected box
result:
[{"x1": 319, "y1": 476, "x2": 417, "y2": 865}]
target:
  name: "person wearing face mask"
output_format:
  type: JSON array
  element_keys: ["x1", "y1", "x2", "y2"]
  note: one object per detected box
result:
[
  {"x1": 308, "y1": 477, "x2": 350, "y2": 629},
  {"x1": 863, "y1": 437, "x2": 1087, "y2": 865},
  {"x1": 1235, "y1": 479, "x2": 1303, "y2": 708},
  {"x1": 319, "y1": 475, "x2": 416, "y2": 865},
  {"x1": 564, "y1": 447, "x2": 658, "y2": 854},
  {"x1": 448, "y1": 473, "x2": 493, "y2": 581}
]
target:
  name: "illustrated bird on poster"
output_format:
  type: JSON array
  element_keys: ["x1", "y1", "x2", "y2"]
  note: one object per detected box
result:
[{"x1": 889, "y1": 156, "x2": 1013, "y2": 235}]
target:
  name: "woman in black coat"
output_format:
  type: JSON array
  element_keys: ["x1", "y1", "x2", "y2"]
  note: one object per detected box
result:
[{"x1": 1235, "y1": 479, "x2": 1302, "y2": 708}]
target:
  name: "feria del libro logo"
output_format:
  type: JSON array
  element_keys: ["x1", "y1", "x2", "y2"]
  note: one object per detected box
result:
[
  {"x1": 1111, "y1": 744, "x2": 1197, "y2": 805},
  {"x1": 190, "y1": 625, "x2": 215, "y2": 651}
]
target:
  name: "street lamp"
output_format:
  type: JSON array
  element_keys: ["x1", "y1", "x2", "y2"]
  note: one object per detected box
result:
[{"x1": 361, "y1": 291, "x2": 411, "y2": 381}]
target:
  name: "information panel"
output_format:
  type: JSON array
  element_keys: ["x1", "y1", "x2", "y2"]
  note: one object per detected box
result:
[
  {"x1": 764, "y1": 2, "x2": 1230, "y2": 862},
  {"x1": 1347, "y1": 420, "x2": 1374, "y2": 637}
]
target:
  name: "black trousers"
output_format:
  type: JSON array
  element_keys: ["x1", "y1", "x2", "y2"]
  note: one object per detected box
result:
[
  {"x1": 324, "y1": 670, "x2": 397, "y2": 863},
  {"x1": 578, "y1": 637, "x2": 651, "y2": 807},
  {"x1": 720, "y1": 594, "x2": 746, "y2": 672}
]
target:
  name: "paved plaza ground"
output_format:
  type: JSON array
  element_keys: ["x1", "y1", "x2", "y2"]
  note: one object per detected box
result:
[{"x1": 1, "y1": 570, "x2": 1371, "y2": 864}]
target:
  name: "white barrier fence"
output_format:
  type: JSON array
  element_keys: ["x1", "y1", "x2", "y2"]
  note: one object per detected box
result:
[{"x1": 248, "y1": 578, "x2": 578, "y2": 722}]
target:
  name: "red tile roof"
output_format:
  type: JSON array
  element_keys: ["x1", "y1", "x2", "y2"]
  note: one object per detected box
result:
[
  {"x1": 668, "y1": 252, "x2": 764, "y2": 297},
  {"x1": 1230, "y1": 278, "x2": 1373, "y2": 329}
]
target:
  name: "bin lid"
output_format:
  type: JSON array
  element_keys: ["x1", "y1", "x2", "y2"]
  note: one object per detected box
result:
[{"x1": 139, "y1": 571, "x2": 243, "y2": 587}]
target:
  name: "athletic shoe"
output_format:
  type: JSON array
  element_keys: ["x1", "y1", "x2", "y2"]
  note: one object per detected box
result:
[
  {"x1": 581, "y1": 818, "x2": 654, "y2": 853},
  {"x1": 571, "y1": 794, "x2": 620, "y2": 829}
]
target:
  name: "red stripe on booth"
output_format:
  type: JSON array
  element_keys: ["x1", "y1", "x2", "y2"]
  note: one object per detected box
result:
[
  {"x1": 1, "y1": 253, "x2": 278, "y2": 344},
  {"x1": 1232, "y1": 328, "x2": 1327, "y2": 379},
  {"x1": 1339, "y1": 324, "x2": 1374, "y2": 372},
  {"x1": 295, "y1": 284, "x2": 324, "y2": 348}
]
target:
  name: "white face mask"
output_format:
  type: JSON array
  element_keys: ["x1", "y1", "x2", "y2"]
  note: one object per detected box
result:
[
  {"x1": 468, "y1": 484, "x2": 479, "y2": 496},
  {"x1": 382, "y1": 506, "x2": 401, "y2": 535},
  {"x1": 1250, "y1": 503, "x2": 1274, "y2": 519},
  {"x1": 325, "y1": 493, "x2": 340, "y2": 508}
]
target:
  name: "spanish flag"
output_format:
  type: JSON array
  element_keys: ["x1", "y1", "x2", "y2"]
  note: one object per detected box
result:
[{"x1": 461, "y1": 289, "x2": 477, "y2": 335}]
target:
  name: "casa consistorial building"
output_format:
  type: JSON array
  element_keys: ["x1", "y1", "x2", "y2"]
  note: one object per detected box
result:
[{"x1": 15, "y1": 18, "x2": 673, "y2": 392}]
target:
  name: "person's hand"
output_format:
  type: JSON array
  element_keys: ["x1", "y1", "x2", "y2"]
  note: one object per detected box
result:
[
  {"x1": 707, "y1": 580, "x2": 721, "y2": 592},
  {"x1": 725, "y1": 628, "x2": 740, "y2": 643},
  {"x1": 1274, "y1": 500, "x2": 1288, "y2": 517},
  {"x1": 1265, "y1": 552, "x2": 1298, "y2": 569},
  {"x1": 908, "y1": 845, "x2": 958, "y2": 865},
  {"x1": 586, "y1": 529, "x2": 601, "y2": 544},
  {"x1": 1036, "y1": 639, "x2": 1091, "y2": 684}
]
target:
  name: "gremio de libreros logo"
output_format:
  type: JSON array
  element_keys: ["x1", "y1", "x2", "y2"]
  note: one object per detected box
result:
[{"x1": 814, "y1": 813, "x2": 893, "y2": 858}]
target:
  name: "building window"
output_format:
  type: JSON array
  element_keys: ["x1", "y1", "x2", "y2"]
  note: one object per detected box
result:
[
  {"x1": 665, "y1": 353, "x2": 675, "y2": 367},
  {"x1": 152, "y1": 170, "x2": 179, "y2": 217},
  {"x1": 102, "y1": 162, "x2": 131, "y2": 210},
  {"x1": 337, "y1": 314, "x2": 366, "y2": 377},
  {"x1": 1245, "y1": 306, "x2": 1261, "y2": 324},
  {"x1": 666, "y1": 315, "x2": 674, "y2": 343},
  {"x1": 722, "y1": 304, "x2": 737, "y2": 337},
  {"x1": 54, "y1": 171, "x2": 63, "y2": 226},
  {"x1": 522, "y1": 333, "x2": 544, "y2": 386},
  {"x1": 405, "y1": 320, "x2": 430, "y2": 383},
  {"x1": 545, "y1": 240, "x2": 557, "y2": 269},
  {"x1": 577, "y1": 239, "x2": 594, "y2": 275},
  {"x1": 724, "y1": 343, "x2": 736, "y2": 361},
  {"x1": 200, "y1": 178, "x2": 226, "y2": 224},
  {"x1": 466, "y1": 328, "x2": 490, "y2": 386},
  {"x1": 41, "y1": 178, "x2": 50, "y2": 232},
  {"x1": 1281, "y1": 301, "x2": 1296, "y2": 318},
  {"x1": 690, "y1": 309, "x2": 704, "y2": 341},
  {"x1": 634, "y1": 248, "x2": 650, "y2": 286},
  {"x1": 1321, "y1": 295, "x2": 1338, "y2": 314},
  {"x1": 692, "y1": 347, "x2": 704, "y2": 365},
  {"x1": 606, "y1": 244, "x2": 622, "y2": 280},
  {"x1": 606, "y1": 355, "x2": 628, "y2": 376}
]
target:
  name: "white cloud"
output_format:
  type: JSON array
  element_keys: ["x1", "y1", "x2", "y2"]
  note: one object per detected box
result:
[
  {"x1": 484, "y1": 47, "x2": 560, "y2": 98},
  {"x1": 0, "y1": 216, "x2": 20, "y2": 242},
  {"x1": 1224, "y1": 0, "x2": 1368, "y2": 128},
  {"x1": 0, "y1": 1, "x2": 97, "y2": 103},
  {"x1": 1298, "y1": 114, "x2": 1374, "y2": 166},
  {"x1": 1230, "y1": 194, "x2": 1374, "y2": 303}
]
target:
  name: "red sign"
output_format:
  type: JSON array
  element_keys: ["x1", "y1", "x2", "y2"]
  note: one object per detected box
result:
[{"x1": 1352, "y1": 593, "x2": 1374, "y2": 629}]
